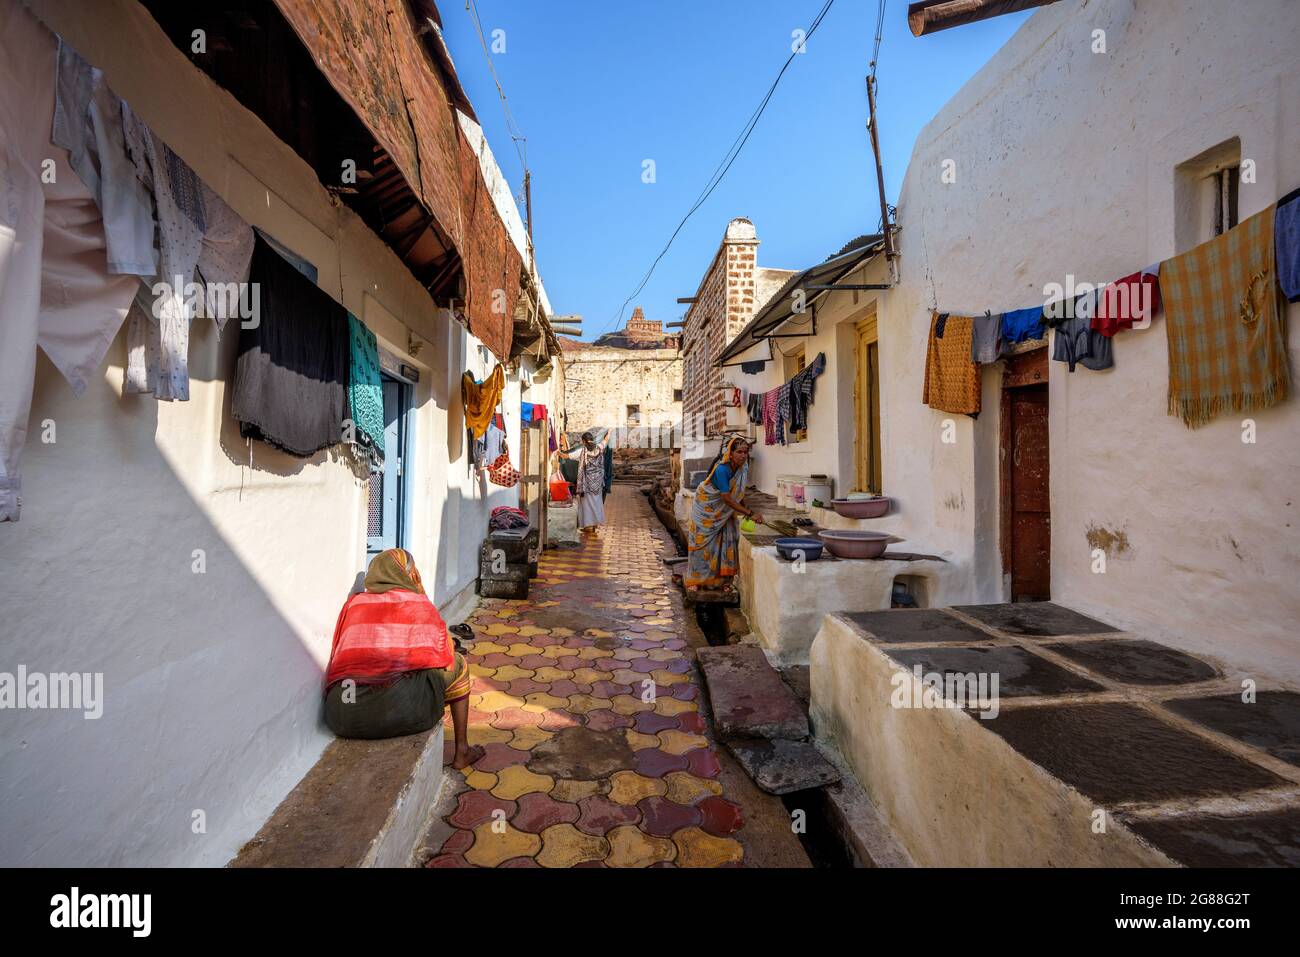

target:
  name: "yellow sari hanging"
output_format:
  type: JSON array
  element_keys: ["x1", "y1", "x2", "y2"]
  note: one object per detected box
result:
[{"x1": 461, "y1": 364, "x2": 505, "y2": 439}]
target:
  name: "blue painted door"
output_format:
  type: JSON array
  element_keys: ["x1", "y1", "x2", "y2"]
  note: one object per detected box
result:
[{"x1": 366, "y1": 377, "x2": 408, "y2": 555}]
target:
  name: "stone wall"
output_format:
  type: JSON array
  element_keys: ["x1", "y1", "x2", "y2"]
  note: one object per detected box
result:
[{"x1": 562, "y1": 344, "x2": 682, "y2": 448}]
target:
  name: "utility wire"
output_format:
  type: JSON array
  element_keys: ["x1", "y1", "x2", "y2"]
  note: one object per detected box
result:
[
  {"x1": 870, "y1": 0, "x2": 887, "y2": 82},
  {"x1": 465, "y1": 0, "x2": 528, "y2": 173},
  {"x1": 600, "y1": 0, "x2": 837, "y2": 338}
]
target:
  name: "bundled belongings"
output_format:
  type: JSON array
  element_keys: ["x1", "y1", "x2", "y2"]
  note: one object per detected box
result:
[
  {"x1": 232, "y1": 236, "x2": 350, "y2": 457},
  {"x1": 489, "y1": 505, "x2": 530, "y2": 531},
  {"x1": 1161, "y1": 205, "x2": 1288, "y2": 428},
  {"x1": 923, "y1": 312, "x2": 981, "y2": 414},
  {"x1": 0, "y1": 1, "x2": 140, "y2": 521},
  {"x1": 346, "y1": 314, "x2": 385, "y2": 471}
]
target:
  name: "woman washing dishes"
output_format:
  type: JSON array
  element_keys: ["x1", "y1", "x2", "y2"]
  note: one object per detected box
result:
[
  {"x1": 566, "y1": 430, "x2": 609, "y2": 533},
  {"x1": 323, "y1": 548, "x2": 483, "y2": 769},
  {"x1": 685, "y1": 436, "x2": 763, "y2": 595}
]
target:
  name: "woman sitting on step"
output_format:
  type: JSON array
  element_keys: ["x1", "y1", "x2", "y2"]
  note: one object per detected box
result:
[
  {"x1": 685, "y1": 436, "x2": 764, "y2": 596},
  {"x1": 323, "y1": 548, "x2": 483, "y2": 768}
]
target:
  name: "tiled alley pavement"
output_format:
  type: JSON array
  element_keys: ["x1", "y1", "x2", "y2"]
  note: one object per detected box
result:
[{"x1": 426, "y1": 486, "x2": 750, "y2": 868}]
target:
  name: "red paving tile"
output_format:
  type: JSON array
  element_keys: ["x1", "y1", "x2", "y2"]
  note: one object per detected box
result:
[{"x1": 431, "y1": 487, "x2": 744, "y2": 867}]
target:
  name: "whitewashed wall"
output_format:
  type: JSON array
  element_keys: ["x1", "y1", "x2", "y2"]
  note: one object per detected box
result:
[
  {"x1": 882, "y1": 0, "x2": 1300, "y2": 683},
  {"x1": 0, "y1": 0, "x2": 521, "y2": 866}
]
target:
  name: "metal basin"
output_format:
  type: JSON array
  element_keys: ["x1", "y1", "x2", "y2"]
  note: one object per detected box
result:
[
  {"x1": 817, "y1": 529, "x2": 891, "y2": 559},
  {"x1": 830, "y1": 496, "x2": 890, "y2": 519}
]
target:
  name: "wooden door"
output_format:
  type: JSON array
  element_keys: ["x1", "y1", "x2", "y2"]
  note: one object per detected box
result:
[
  {"x1": 1000, "y1": 350, "x2": 1050, "y2": 601},
  {"x1": 854, "y1": 313, "x2": 882, "y2": 493}
]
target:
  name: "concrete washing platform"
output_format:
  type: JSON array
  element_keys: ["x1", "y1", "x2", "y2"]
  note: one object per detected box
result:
[
  {"x1": 810, "y1": 603, "x2": 1300, "y2": 867},
  {"x1": 739, "y1": 534, "x2": 951, "y2": 665},
  {"x1": 230, "y1": 727, "x2": 445, "y2": 868}
]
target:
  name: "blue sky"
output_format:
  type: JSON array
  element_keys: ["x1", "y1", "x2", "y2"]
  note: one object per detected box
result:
[{"x1": 441, "y1": 1, "x2": 1031, "y2": 341}]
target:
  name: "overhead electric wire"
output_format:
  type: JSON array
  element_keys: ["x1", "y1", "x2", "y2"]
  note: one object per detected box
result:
[
  {"x1": 599, "y1": 0, "x2": 837, "y2": 338},
  {"x1": 465, "y1": 0, "x2": 528, "y2": 173}
]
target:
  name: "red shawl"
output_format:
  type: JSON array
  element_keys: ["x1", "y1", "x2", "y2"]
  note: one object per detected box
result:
[{"x1": 324, "y1": 590, "x2": 453, "y2": 688}]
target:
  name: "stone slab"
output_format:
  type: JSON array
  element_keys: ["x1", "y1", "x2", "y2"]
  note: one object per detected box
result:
[
  {"x1": 1126, "y1": 807, "x2": 1300, "y2": 867},
  {"x1": 980, "y1": 702, "x2": 1286, "y2": 805},
  {"x1": 843, "y1": 609, "x2": 997, "y2": 645},
  {"x1": 231, "y1": 726, "x2": 444, "y2": 868},
  {"x1": 1044, "y1": 638, "x2": 1218, "y2": 686},
  {"x1": 883, "y1": 644, "x2": 1106, "y2": 698},
  {"x1": 1164, "y1": 691, "x2": 1300, "y2": 767},
  {"x1": 697, "y1": 645, "x2": 810, "y2": 741},
  {"x1": 725, "y1": 737, "x2": 841, "y2": 795},
  {"x1": 952, "y1": 601, "x2": 1121, "y2": 637}
]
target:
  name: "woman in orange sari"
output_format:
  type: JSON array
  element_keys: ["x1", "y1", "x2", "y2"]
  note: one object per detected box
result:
[
  {"x1": 323, "y1": 548, "x2": 483, "y2": 768},
  {"x1": 685, "y1": 436, "x2": 764, "y2": 593}
]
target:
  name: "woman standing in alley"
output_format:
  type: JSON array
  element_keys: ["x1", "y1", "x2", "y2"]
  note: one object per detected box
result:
[
  {"x1": 567, "y1": 430, "x2": 609, "y2": 533},
  {"x1": 685, "y1": 436, "x2": 763, "y2": 595},
  {"x1": 323, "y1": 549, "x2": 483, "y2": 768}
]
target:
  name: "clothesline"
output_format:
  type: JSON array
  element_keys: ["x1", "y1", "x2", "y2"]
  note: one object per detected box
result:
[
  {"x1": 923, "y1": 188, "x2": 1299, "y2": 428},
  {"x1": 743, "y1": 352, "x2": 828, "y2": 446}
]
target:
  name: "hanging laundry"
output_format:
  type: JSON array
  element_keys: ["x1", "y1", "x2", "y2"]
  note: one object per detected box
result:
[
  {"x1": 934, "y1": 313, "x2": 949, "y2": 339},
  {"x1": 347, "y1": 314, "x2": 385, "y2": 472},
  {"x1": 521, "y1": 401, "x2": 535, "y2": 424},
  {"x1": 922, "y1": 312, "x2": 981, "y2": 414},
  {"x1": 0, "y1": 1, "x2": 139, "y2": 522},
  {"x1": 548, "y1": 421, "x2": 558, "y2": 453},
  {"x1": 119, "y1": 103, "x2": 253, "y2": 401},
  {"x1": 482, "y1": 421, "x2": 506, "y2": 466},
  {"x1": 52, "y1": 37, "x2": 156, "y2": 277},
  {"x1": 532, "y1": 404, "x2": 548, "y2": 422},
  {"x1": 746, "y1": 392, "x2": 765, "y2": 425},
  {"x1": 740, "y1": 359, "x2": 767, "y2": 375},
  {"x1": 1001, "y1": 306, "x2": 1046, "y2": 346},
  {"x1": 1051, "y1": 289, "x2": 1112, "y2": 372},
  {"x1": 1092, "y1": 271, "x2": 1161, "y2": 337},
  {"x1": 971, "y1": 311, "x2": 1002, "y2": 363},
  {"x1": 1161, "y1": 206, "x2": 1287, "y2": 428},
  {"x1": 231, "y1": 236, "x2": 350, "y2": 457},
  {"x1": 775, "y1": 383, "x2": 792, "y2": 444},
  {"x1": 762, "y1": 389, "x2": 780, "y2": 445},
  {"x1": 788, "y1": 352, "x2": 827, "y2": 434},
  {"x1": 1275, "y1": 186, "x2": 1300, "y2": 304},
  {"x1": 461, "y1": 364, "x2": 505, "y2": 439}
]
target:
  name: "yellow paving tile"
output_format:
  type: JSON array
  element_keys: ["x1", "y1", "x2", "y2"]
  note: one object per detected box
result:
[
  {"x1": 646, "y1": 648, "x2": 680, "y2": 661},
  {"x1": 521, "y1": 692, "x2": 570, "y2": 713},
  {"x1": 570, "y1": 667, "x2": 606, "y2": 685},
  {"x1": 470, "y1": 641, "x2": 510, "y2": 656},
  {"x1": 540, "y1": 645, "x2": 571, "y2": 659},
  {"x1": 463, "y1": 768, "x2": 497, "y2": 791},
  {"x1": 469, "y1": 726, "x2": 515, "y2": 746},
  {"x1": 565, "y1": 693, "x2": 612, "y2": 714},
  {"x1": 490, "y1": 764, "x2": 555, "y2": 800},
  {"x1": 663, "y1": 772, "x2": 724, "y2": 806},
  {"x1": 605, "y1": 825, "x2": 677, "y2": 868},
  {"x1": 466, "y1": 821, "x2": 542, "y2": 867},
  {"x1": 535, "y1": 823, "x2": 610, "y2": 868},
  {"x1": 516, "y1": 625, "x2": 551, "y2": 637},
  {"x1": 491, "y1": 664, "x2": 536, "y2": 683},
  {"x1": 658, "y1": 729, "x2": 710, "y2": 755},
  {"x1": 673, "y1": 827, "x2": 744, "y2": 867},
  {"x1": 654, "y1": 696, "x2": 697, "y2": 716},
  {"x1": 576, "y1": 646, "x2": 614, "y2": 660},
  {"x1": 476, "y1": 690, "x2": 525, "y2": 713},
  {"x1": 504, "y1": 643, "x2": 540, "y2": 658},
  {"x1": 469, "y1": 662, "x2": 498, "y2": 679},
  {"x1": 550, "y1": 627, "x2": 575, "y2": 637},
  {"x1": 611, "y1": 669, "x2": 648, "y2": 687},
  {"x1": 550, "y1": 778, "x2": 608, "y2": 803},
  {"x1": 508, "y1": 725, "x2": 555, "y2": 751},
  {"x1": 483, "y1": 623, "x2": 521, "y2": 636},
  {"x1": 607, "y1": 770, "x2": 667, "y2": 806},
  {"x1": 531, "y1": 666, "x2": 574, "y2": 682},
  {"x1": 650, "y1": 669, "x2": 690, "y2": 686},
  {"x1": 624, "y1": 730, "x2": 660, "y2": 750},
  {"x1": 609, "y1": 694, "x2": 655, "y2": 715}
]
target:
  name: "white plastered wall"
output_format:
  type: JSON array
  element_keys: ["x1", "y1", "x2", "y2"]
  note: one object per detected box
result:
[{"x1": 0, "y1": 0, "x2": 517, "y2": 865}]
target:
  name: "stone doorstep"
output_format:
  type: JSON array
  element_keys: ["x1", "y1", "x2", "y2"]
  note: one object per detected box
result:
[
  {"x1": 725, "y1": 737, "x2": 842, "y2": 796},
  {"x1": 229, "y1": 725, "x2": 445, "y2": 868},
  {"x1": 696, "y1": 645, "x2": 809, "y2": 740}
]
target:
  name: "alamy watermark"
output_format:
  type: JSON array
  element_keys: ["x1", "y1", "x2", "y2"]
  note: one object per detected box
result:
[
  {"x1": 0, "y1": 666, "x2": 103, "y2": 719},
  {"x1": 890, "y1": 664, "x2": 1000, "y2": 719}
]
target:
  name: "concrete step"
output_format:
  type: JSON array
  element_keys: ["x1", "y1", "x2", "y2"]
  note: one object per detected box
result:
[{"x1": 230, "y1": 726, "x2": 444, "y2": 868}]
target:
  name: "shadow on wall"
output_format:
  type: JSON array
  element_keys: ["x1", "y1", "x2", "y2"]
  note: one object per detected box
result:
[{"x1": 0, "y1": 323, "x2": 351, "y2": 867}]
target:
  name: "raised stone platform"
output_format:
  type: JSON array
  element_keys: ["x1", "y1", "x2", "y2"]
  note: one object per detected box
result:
[
  {"x1": 230, "y1": 726, "x2": 444, "y2": 868},
  {"x1": 739, "y1": 536, "x2": 952, "y2": 665},
  {"x1": 810, "y1": 603, "x2": 1300, "y2": 867}
]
